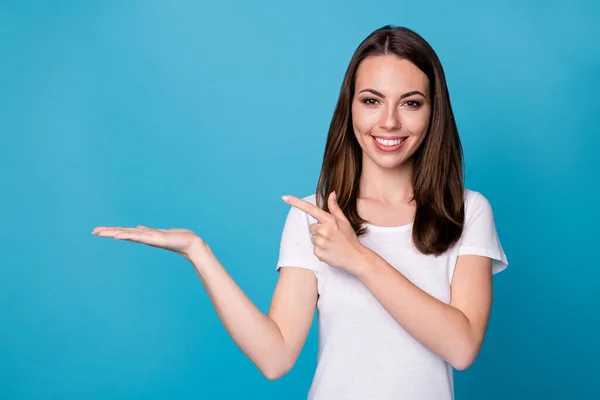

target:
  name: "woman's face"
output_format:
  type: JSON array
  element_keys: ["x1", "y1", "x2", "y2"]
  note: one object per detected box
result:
[{"x1": 351, "y1": 55, "x2": 431, "y2": 169}]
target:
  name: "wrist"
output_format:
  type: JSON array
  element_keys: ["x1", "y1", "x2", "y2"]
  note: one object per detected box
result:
[
  {"x1": 184, "y1": 240, "x2": 215, "y2": 268},
  {"x1": 350, "y1": 245, "x2": 376, "y2": 280}
]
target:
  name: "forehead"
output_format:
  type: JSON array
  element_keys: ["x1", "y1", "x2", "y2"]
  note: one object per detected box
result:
[{"x1": 355, "y1": 55, "x2": 429, "y2": 94}]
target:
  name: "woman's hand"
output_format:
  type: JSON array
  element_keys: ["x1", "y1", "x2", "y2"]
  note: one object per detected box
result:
[
  {"x1": 282, "y1": 191, "x2": 369, "y2": 275},
  {"x1": 91, "y1": 225, "x2": 207, "y2": 259}
]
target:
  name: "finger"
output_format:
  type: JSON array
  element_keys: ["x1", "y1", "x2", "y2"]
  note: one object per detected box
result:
[
  {"x1": 136, "y1": 225, "x2": 165, "y2": 232},
  {"x1": 282, "y1": 195, "x2": 333, "y2": 223},
  {"x1": 327, "y1": 191, "x2": 348, "y2": 221},
  {"x1": 136, "y1": 225, "x2": 187, "y2": 233},
  {"x1": 114, "y1": 229, "x2": 157, "y2": 243},
  {"x1": 96, "y1": 227, "x2": 144, "y2": 237},
  {"x1": 92, "y1": 226, "x2": 117, "y2": 234},
  {"x1": 121, "y1": 228, "x2": 149, "y2": 234},
  {"x1": 312, "y1": 235, "x2": 326, "y2": 247},
  {"x1": 309, "y1": 222, "x2": 325, "y2": 237},
  {"x1": 95, "y1": 227, "x2": 128, "y2": 237}
]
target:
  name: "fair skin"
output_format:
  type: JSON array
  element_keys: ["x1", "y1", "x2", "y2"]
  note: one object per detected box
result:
[
  {"x1": 92, "y1": 54, "x2": 493, "y2": 379},
  {"x1": 352, "y1": 56, "x2": 429, "y2": 219}
]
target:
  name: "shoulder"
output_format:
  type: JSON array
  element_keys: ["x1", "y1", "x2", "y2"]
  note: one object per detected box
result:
[{"x1": 463, "y1": 188, "x2": 494, "y2": 222}]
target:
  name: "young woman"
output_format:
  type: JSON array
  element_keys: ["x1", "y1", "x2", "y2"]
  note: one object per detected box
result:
[{"x1": 92, "y1": 25, "x2": 508, "y2": 400}]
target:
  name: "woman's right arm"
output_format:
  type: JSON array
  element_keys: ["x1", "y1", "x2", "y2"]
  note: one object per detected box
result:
[
  {"x1": 188, "y1": 244, "x2": 318, "y2": 380},
  {"x1": 92, "y1": 225, "x2": 316, "y2": 380}
]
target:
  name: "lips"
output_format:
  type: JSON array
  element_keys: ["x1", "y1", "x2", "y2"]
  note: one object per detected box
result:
[
  {"x1": 372, "y1": 136, "x2": 407, "y2": 140},
  {"x1": 371, "y1": 135, "x2": 407, "y2": 153}
]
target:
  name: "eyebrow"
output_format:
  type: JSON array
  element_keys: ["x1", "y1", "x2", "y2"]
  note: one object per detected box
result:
[{"x1": 358, "y1": 88, "x2": 426, "y2": 100}]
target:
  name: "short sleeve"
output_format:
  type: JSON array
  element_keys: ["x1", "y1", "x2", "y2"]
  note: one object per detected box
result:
[
  {"x1": 276, "y1": 198, "x2": 326, "y2": 293},
  {"x1": 456, "y1": 191, "x2": 508, "y2": 275}
]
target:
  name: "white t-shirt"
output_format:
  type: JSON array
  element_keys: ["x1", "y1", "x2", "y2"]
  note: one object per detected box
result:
[{"x1": 276, "y1": 189, "x2": 508, "y2": 400}]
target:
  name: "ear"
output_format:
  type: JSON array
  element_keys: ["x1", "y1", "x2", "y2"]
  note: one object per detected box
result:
[{"x1": 328, "y1": 191, "x2": 348, "y2": 221}]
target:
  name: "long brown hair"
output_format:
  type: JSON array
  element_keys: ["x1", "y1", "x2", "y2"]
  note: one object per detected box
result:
[{"x1": 316, "y1": 25, "x2": 465, "y2": 256}]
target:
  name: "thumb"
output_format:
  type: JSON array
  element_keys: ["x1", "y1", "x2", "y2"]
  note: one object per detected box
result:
[{"x1": 328, "y1": 191, "x2": 347, "y2": 221}]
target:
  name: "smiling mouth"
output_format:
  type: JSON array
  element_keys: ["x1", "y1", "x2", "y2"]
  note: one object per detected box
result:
[
  {"x1": 370, "y1": 135, "x2": 408, "y2": 153},
  {"x1": 372, "y1": 136, "x2": 407, "y2": 146}
]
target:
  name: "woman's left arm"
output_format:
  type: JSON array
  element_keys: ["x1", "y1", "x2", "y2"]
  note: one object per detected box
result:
[
  {"x1": 282, "y1": 191, "x2": 496, "y2": 371},
  {"x1": 353, "y1": 248, "x2": 493, "y2": 371}
]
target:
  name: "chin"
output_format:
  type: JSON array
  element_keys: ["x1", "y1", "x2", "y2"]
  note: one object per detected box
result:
[
  {"x1": 382, "y1": 158, "x2": 411, "y2": 169},
  {"x1": 367, "y1": 152, "x2": 410, "y2": 169}
]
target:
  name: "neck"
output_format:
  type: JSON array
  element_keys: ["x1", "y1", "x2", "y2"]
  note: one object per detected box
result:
[{"x1": 358, "y1": 155, "x2": 414, "y2": 204}]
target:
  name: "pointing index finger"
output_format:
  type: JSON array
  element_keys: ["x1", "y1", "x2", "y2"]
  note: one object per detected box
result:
[{"x1": 282, "y1": 195, "x2": 332, "y2": 223}]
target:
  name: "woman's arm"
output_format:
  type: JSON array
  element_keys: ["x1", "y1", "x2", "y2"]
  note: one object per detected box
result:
[
  {"x1": 188, "y1": 245, "x2": 318, "y2": 380},
  {"x1": 280, "y1": 193, "x2": 498, "y2": 371},
  {"x1": 92, "y1": 225, "x2": 318, "y2": 380},
  {"x1": 354, "y1": 248, "x2": 493, "y2": 370}
]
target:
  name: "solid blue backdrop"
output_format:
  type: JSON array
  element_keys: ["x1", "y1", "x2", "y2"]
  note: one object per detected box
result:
[{"x1": 1, "y1": 0, "x2": 598, "y2": 398}]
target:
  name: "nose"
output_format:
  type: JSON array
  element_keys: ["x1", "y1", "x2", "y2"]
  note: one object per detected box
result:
[{"x1": 379, "y1": 104, "x2": 401, "y2": 131}]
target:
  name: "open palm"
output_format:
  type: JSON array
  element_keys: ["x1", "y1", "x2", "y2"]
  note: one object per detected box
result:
[{"x1": 92, "y1": 225, "x2": 204, "y2": 258}]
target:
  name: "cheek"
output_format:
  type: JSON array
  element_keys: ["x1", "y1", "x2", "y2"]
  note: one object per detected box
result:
[
  {"x1": 352, "y1": 104, "x2": 378, "y2": 135},
  {"x1": 403, "y1": 110, "x2": 431, "y2": 136}
]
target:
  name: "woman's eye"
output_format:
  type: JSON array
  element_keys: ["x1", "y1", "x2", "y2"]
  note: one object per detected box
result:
[
  {"x1": 362, "y1": 98, "x2": 379, "y2": 106},
  {"x1": 404, "y1": 100, "x2": 422, "y2": 109}
]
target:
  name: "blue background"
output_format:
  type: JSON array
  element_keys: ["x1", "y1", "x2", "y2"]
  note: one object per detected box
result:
[{"x1": 1, "y1": 0, "x2": 598, "y2": 398}]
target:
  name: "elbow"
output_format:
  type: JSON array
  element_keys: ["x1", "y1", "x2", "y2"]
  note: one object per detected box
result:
[
  {"x1": 262, "y1": 367, "x2": 286, "y2": 381},
  {"x1": 451, "y1": 354, "x2": 475, "y2": 371},
  {"x1": 260, "y1": 359, "x2": 291, "y2": 381},
  {"x1": 450, "y1": 341, "x2": 480, "y2": 371},
  {"x1": 448, "y1": 340, "x2": 481, "y2": 371}
]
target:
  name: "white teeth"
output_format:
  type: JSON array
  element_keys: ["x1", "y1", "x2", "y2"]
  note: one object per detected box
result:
[{"x1": 375, "y1": 137, "x2": 405, "y2": 146}]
